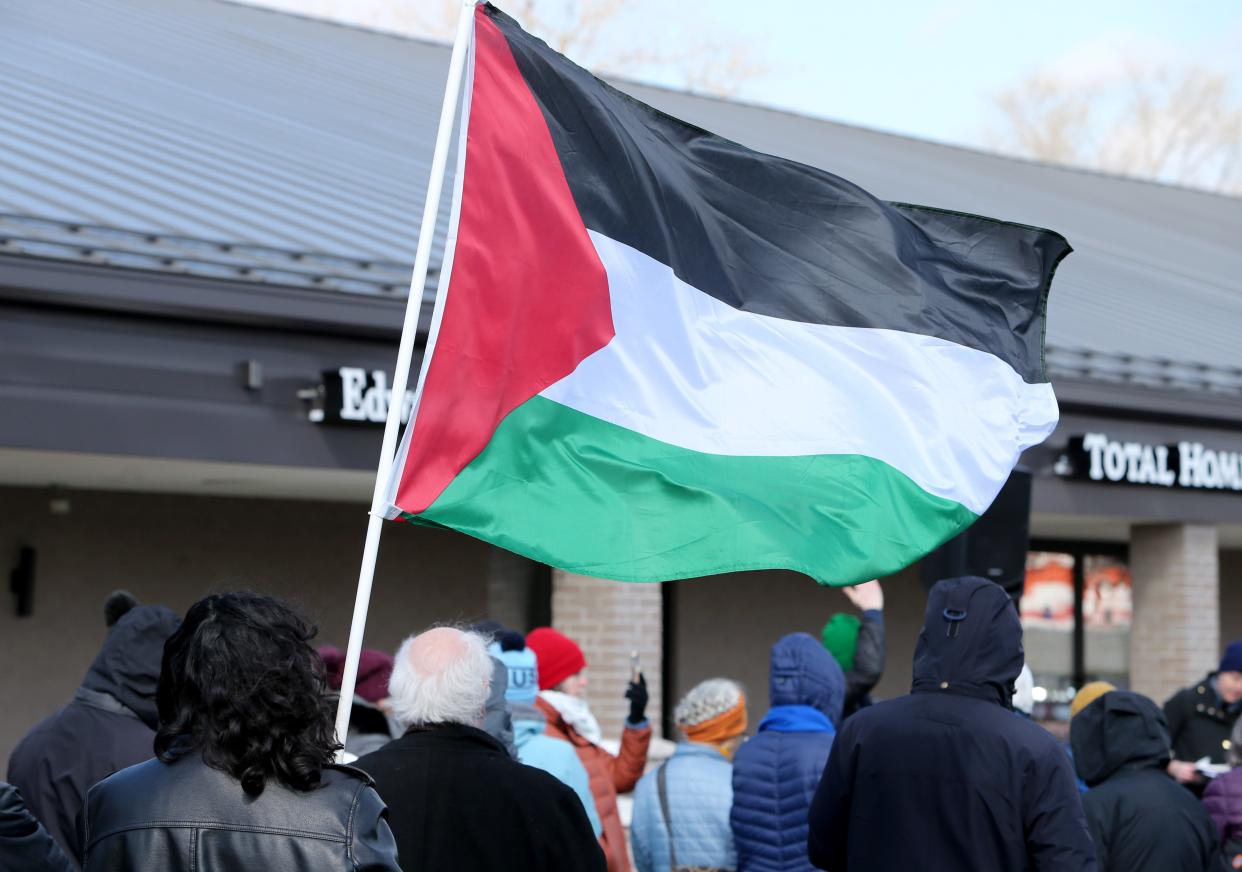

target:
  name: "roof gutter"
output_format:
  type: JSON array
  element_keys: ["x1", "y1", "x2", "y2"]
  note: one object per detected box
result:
[{"x1": 0, "y1": 253, "x2": 419, "y2": 341}]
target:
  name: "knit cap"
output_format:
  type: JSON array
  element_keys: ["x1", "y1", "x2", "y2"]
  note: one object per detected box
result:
[
  {"x1": 821, "y1": 613, "x2": 861, "y2": 672},
  {"x1": 1070, "y1": 681, "x2": 1116, "y2": 718},
  {"x1": 490, "y1": 631, "x2": 539, "y2": 705},
  {"x1": 1220, "y1": 641, "x2": 1242, "y2": 675},
  {"x1": 319, "y1": 646, "x2": 394, "y2": 704},
  {"x1": 675, "y1": 679, "x2": 748, "y2": 746},
  {"x1": 526, "y1": 627, "x2": 587, "y2": 690}
]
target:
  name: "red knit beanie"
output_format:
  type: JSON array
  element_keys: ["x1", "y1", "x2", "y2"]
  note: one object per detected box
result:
[
  {"x1": 526, "y1": 627, "x2": 587, "y2": 690},
  {"x1": 319, "y1": 646, "x2": 394, "y2": 704}
]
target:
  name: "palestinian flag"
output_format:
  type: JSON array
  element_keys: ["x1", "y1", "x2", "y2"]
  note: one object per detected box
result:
[{"x1": 382, "y1": 4, "x2": 1070, "y2": 586}]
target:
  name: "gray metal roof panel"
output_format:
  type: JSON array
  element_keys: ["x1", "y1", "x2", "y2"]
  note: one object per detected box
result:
[{"x1": 2, "y1": 0, "x2": 1241, "y2": 393}]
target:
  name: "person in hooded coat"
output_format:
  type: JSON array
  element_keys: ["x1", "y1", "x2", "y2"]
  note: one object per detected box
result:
[
  {"x1": 6, "y1": 601, "x2": 180, "y2": 865},
  {"x1": 730, "y1": 633, "x2": 843, "y2": 872},
  {"x1": 808, "y1": 577, "x2": 1096, "y2": 872},
  {"x1": 1073, "y1": 690, "x2": 1222, "y2": 871}
]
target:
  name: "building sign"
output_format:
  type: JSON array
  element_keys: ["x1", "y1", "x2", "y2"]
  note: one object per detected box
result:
[
  {"x1": 317, "y1": 367, "x2": 415, "y2": 426},
  {"x1": 1064, "y1": 432, "x2": 1242, "y2": 492}
]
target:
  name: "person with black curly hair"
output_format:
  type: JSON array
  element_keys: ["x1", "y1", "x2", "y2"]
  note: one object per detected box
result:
[{"x1": 79, "y1": 592, "x2": 401, "y2": 872}]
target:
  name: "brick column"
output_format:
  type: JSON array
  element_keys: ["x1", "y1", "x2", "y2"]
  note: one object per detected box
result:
[
  {"x1": 551, "y1": 570, "x2": 662, "y2": 737},
  {"x1": 1129, "y1": 523, "x2": 1219, "y2": 704}
]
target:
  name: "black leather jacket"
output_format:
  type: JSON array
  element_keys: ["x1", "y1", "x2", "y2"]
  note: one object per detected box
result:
[{"x1": 82, "y1": 756, "x2": 401, "y2": 871}]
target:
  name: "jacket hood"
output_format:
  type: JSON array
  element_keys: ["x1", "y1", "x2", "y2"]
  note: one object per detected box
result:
[
  {"x1": 483, "y1": 657, "x2": 516, "y2": 755},
  {"x1": 769, "y1": 633, "x2": 845, "y2": 727},
  {"x1": 82, "y1": 604, "x2": 180, "y2": 729},
  {"x1": 1071, "y1": 690, "x2": 1171, "y2": 787},
  {"x1": 912, "y1": 577, "x2": 1022, "y2": 707},
  {"x1": 512, "y1": 717, "x2": 545, "y2": 746}
]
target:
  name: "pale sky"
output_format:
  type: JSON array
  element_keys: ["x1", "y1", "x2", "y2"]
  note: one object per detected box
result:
[{"x1": 245, "y1": 0, "x2": 1242, "y2": 153}]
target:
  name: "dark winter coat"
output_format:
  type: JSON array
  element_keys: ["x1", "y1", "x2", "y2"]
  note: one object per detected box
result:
[
  {"x1": 1072, "y1": 689, "x2": 1221, "y2": 872},
  {"x1": 355, "y1": 722, "x2": 605, "y2": 872},
  {"x1": 1165, "y1": 675, "x2": 1240, "y2": 767},
  {"x1": 81, "y1": 755, "x2": 398, "y2": 871},
  {"x1": 0, "y1": 782, "x2": 74, "y2": 872},
  {"x1": 731, "y1": 633, "x2": 844, "y2": 872},
  {"x1": 808, "y1": 576, "x2": 1097, "y2": 872},
  {"x1": 842, "y1": 610, "x2": 884, "y2": 719},
  {"x1": 1204, "y1": 767, "x2": 1242, "y2": 862},
  {"x1": 6, "y1": 605, "x2": 179, "y2": 865}
]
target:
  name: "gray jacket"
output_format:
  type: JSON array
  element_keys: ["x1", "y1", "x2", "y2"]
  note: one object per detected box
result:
[{"x1": 82, "y1": 756, "x2": 400, "y2": 871}]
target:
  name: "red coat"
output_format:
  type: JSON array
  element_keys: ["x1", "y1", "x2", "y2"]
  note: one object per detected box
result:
[{"x1": 537, "y1": 697, "x2": 651, "y2": 872}]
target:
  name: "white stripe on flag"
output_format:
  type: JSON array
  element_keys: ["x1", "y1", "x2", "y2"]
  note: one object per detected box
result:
[{"x1": 539, "y1": 231, "x2": 1058, "y2": 515}]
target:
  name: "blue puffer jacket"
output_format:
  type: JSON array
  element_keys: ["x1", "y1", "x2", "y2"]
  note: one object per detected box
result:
[
  {"x1": 632, "y1": 742, "x2": 735, "y2": 872},
  {"x1": 731, "y1": 633, "x2": 844, "y2": 872}
]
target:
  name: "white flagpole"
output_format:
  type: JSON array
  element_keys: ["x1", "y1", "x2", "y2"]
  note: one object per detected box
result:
[{"x1": 333, "y1": 0, "x2": 478, "y2": 758}]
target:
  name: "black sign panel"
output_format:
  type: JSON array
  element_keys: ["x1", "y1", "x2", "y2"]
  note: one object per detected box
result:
[
  {"x1": 1063, "y1": 432, "x2": 1242, "y2": 493},
  {"x1": 320, "y1": 367, "x2": 414, "y2": 426}
]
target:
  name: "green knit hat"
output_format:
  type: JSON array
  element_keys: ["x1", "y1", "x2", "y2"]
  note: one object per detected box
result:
[{"x1": 821, "y1": 613, "x2": 861, "y2": 672}]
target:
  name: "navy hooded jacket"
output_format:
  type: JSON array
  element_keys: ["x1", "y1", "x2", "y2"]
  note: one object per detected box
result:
[
  {"x1": 731, "y1": 633, "x2": 844, "y2": 872},
  {"x1": 1072, "y1": 690, "x2": 1221, "y2": 871},
  {"x1": 808, "y1": 577, "x2": 1097, "y2": 872},
  {"x1": 7, "y1": 605, "x2": 180, "y2": 866}
]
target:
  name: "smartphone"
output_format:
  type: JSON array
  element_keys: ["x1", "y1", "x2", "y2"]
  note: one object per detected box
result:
[{"x1": 630, "y1": 650, "x2": 641, "y2": 683}]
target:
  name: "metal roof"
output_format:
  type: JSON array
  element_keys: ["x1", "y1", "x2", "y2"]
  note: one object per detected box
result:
[{"x1": 3, "y1": 0, "x2": 1241, "y2": 394}]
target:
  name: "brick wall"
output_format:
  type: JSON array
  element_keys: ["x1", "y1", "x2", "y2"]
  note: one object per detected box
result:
[
  {"x1": 1130, "y1": 523, "x2": 1219, "y2": 704},
  {"x1": 551, "y1": 571, "x2": 662, "y2": 737}
]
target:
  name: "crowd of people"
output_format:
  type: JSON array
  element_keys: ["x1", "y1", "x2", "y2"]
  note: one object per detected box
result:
[{"x1": 3, "y1": 577, "x2": 1242, "y2": 870}]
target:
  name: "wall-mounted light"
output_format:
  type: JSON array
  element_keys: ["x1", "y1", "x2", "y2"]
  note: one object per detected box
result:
[
  {"x1": 9, "y1": 546, "x2": 36, "y2": 617},
  {"x1": 240, "y1": 359, "x2": 263, "y2": 391},
  {"x1": 49, "y1": 486, "x2": 70, "y2": 516}
]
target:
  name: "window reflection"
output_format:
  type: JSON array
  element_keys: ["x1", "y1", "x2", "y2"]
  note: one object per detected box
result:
[{"x1": 1020, "y1": 548, "x2": 1131, "y2": 723}]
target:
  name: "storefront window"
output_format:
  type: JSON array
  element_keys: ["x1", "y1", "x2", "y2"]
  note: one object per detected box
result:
[
  {"x1": 1021, "y1": 545, "x2": 1131, "y2": 721},
  {"x1": 1083, "y1": 555, "x2": 1131, "y2": 686},
  {"x1": 1022, "y1": 551, "x2": 1076, "y2": 719}
]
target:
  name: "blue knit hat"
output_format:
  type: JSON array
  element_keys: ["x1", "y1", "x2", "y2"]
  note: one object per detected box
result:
[
  {"x1": 1221, "y1": 641, "x2": 1242, "y2": 675},
  {"x1": 490, "y1": 631, "x2": 539, "y2": 704}
]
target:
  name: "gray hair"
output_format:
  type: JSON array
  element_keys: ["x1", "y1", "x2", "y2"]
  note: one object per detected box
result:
[
  {"x1": 674, "y1": 678, "x2": 744, "y2": 727},
  {"x1": 387, "y1": 628, "x2": 493, "y2": 730}
]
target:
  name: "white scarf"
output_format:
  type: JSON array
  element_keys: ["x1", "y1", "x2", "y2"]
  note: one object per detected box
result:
[{"x1": 540, "y1": 690, "x2": 603, "y2": 746}]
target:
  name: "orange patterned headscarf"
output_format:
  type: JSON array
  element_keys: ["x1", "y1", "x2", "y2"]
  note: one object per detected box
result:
[{"x1": 682, "y1": 694, "x2": 748, "y2": 747}]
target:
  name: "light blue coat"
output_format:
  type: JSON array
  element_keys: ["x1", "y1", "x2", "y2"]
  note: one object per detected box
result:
[
  {"x1": 513, "y1": 718, "x2": 602, "y2": 837},
  {"x1": 632, "y1": 742, "x2": 736, "y2": 872}
]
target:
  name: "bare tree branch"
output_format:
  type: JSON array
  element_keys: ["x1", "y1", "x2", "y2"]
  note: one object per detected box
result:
[
  {"x1": 274, "y1": 0, "x2": 765, "y2": 99},
  {"x1": 989, "y1": 60, "x2": 1242, "y2": 194}
]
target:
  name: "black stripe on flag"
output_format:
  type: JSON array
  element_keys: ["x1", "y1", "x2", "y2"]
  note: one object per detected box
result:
[{"x1": 484, "y1": 5, "x2": 1070, "y2": 384}]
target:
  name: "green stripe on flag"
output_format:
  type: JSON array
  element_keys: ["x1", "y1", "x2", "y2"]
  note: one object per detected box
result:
[{"x1": 403, "y1": 395, "x2": 977, "y2": 586}]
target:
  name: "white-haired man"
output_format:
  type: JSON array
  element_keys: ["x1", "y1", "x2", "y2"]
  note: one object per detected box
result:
[{"x1": 354, "y1": 627, "x2": 605, "y2": 872}]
